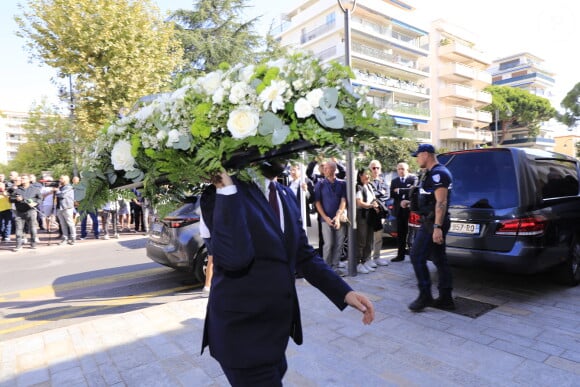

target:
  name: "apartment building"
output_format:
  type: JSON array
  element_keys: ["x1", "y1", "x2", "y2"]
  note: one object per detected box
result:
[
  {"x1": 274, "y1": 0, "x2": 432, "y2": 142},
  {"x1": 488, "y1": 52, "x2": 557, "y2": 150},
  {"x1": 0, "y1": 110, "x2": 28, "y2": 165},
  {"x1": 420, "y1": 19, "x2": 493, "y2": 150}
]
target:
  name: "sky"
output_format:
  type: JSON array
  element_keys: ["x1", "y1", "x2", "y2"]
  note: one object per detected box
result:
[{"x1": 1, "y1": 0, "x2": 578, "y2": 114}]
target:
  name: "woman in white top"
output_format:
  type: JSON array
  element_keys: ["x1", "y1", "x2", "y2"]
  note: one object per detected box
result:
[{"x1": 355, "y1": 169, "x2": 381, "y2": 274}]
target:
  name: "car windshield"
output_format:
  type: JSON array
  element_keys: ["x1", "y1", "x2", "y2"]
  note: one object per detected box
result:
[{"x1": 441, "y1": 150, "x2": 518, "y2": 209}]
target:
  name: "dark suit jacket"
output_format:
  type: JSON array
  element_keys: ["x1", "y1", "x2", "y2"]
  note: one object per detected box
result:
[
  {"x1": 390, "y1": 175, "x2": 418, "y2": 216},
  {"x1": 200, "y1": 177, "x2": 352, "y2": 369}
]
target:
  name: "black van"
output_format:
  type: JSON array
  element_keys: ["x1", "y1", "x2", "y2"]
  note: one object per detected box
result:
[{"x1": 410, "y1": 147, "x2": 580, "y2": 286}]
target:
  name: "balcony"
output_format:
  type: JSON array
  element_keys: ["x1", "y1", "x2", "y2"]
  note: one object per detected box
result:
[
  {"x1": 439, "y1": 125, "x2": 492, "y2": 142},
  {"x1": 440, "y1": 84, "x2": 475, "y2": 101},
  {"x1": 438, "y1": 40, "x2": 491, "y2": 66},
  {"x1": 353, "y1": 69, "x2": 429, "y2": 97},
  {"x1": 352, "y1": 42, "x2": 428, "y2": 77},
  {"x1": 441, "y1": 106, "x2": 476, "y2": 120},
  {"x1": 477, "y1": 110, "x2": 492, "y2": 124},
  {"x1": 351, "y1": 18, "x2": 429, "y2": 56},
  {"x1": 475, "y1": 90, "x2": 492, "y2": 105},
  {"x1": 439, "y1": 62, "x2": 475, "y2": 82},
  {"x1": 300, "y1": 20, "x2": 336, "y2": 44}
]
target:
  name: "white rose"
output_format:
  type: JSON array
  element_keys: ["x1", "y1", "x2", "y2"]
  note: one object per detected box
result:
[
  {"x1": 294, "y1": 97, "x2": 313, "y2": 118},
  {"x1": 227, "y1": 106, "x2": 260, "y2": 139},
  {"x1": 199, "y1": 71, "x2": 223, "y2": 95},
  {"x1": 229, "y1": 82, "x2": 249, "y2": 104},
  {"x1": 111, "y1": 140, "x2": 136, "y2": 171},
  {"x1": 306, "y1": 88, "x2": 324, "y2": 108}
]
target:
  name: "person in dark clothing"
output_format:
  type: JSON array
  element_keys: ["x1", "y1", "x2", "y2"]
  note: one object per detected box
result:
[
  {"x1": 200, "y1": 161, "x2": 374, "y2": 386},
  {"x1": 402, "y1": 144, "x2": 455, "y2": 312},
  {"x1": 390, "y1": 162, "x2": 418, "y2": 262},
  {"x1": 10, "y1": 174, "x2": 42, "y2": 250}
]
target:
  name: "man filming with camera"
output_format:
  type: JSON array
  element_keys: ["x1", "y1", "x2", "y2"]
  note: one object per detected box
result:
[{"x1": 9, "y1": 174, "x2": 42, "y2": 251}]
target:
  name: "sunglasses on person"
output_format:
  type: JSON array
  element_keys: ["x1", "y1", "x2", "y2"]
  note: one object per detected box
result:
[{"x1": 371, "y1": 166, "x2": 380, "y2": 170}]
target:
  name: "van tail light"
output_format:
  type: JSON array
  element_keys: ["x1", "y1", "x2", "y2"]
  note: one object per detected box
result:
[
  {"x1": 495, "y1": 216, "x2": 546, "y2": 236},
  {"x1": 164, "y1": 217, "x2": 199, "y2": 228},
  {"x1": 408, "y1": 211, "x2": 421, "y2": 228}
]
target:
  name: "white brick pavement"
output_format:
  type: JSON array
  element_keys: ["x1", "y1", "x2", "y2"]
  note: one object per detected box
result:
[{"x1": 1, "y1": 252, "x2": 579, "y2": 387}]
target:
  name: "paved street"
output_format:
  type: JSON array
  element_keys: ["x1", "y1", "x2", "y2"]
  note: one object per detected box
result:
[{"x1": 1, "y1": 246, "x2": 579, "y2": 386}]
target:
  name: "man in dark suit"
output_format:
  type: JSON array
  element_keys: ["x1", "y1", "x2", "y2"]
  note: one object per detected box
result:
[
  {"x1": 390, "y1": 162, "x2": 418, "y2": 262},
  {"x1": 201, "y1": 161, "x2": 374, "y2": 386}
]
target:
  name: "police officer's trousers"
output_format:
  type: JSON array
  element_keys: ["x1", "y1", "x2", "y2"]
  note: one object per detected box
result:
[{"x1": 409, "y1": 223, "x2": 453, "y2": 292}]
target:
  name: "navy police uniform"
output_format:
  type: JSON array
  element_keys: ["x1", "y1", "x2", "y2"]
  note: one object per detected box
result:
[{"x1": 410, "y1": 164, "x2": 453, "y2": 296}]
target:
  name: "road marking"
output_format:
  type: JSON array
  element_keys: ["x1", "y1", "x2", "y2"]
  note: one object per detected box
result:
[
  {"x1": 0, "y1": 284, "x2": 200, "y2": 335},
  {"x1": 0, "y1": 267, "x2": 169, "y2": 301}
]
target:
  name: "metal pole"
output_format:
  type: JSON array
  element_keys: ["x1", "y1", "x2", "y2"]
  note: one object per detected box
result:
[
  {"x1": 339, "y1": 2, "x2": 358, "y2": 277},
  {"x1": 494, "y1": 108, "x2": 498, "y2": 147},
  {"x1": 69, "y1": 75, "x2": 78, "y2": 177}
]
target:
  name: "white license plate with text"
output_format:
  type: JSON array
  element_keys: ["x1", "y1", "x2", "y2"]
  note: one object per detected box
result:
[{"x1": 449, "y1": 222, "x2": 480, "y2": 234}]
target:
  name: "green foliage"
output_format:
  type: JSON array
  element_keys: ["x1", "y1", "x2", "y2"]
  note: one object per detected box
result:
[
  {"x1": 169, "y1": 0, "x2": 262, "y2": 74},
  {"x1": 484, "y1": 85, "x2": 557, "y2": 141},
  {"x1": 7, "y1": 100, "x2": 74, "y2": 176},
  {"x1": 359, "y1": 137, "x2": 419, "y2": 173},
  {"x1": 559, "y1": 82, "x2": 580, "y2": 127},
  {"x1": 15, "y1": 0, "x2": 184, "y2": 152},
  {"x1": 80, "y1": 51, "x2": 399, "y2": 207}
]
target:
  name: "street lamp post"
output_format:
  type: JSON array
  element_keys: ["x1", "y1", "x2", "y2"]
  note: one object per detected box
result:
[
  {"x1": 337, "y1": 0, "x2": 358, "y2": 276},
  {"x1": 67, "y1": 74, "x2": 79, "y2": 177}
]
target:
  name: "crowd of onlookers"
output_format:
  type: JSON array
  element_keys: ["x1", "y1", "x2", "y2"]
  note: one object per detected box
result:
[
  {"x1": 284, "y1": 156, "x2": 417, "y2": 276},
  {"x1": 0, "y1": 171, "x2": 150, "y2": 251}
]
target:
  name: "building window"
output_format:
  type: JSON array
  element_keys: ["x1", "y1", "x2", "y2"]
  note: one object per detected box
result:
[{"x1": 326, "y1": 12, "x2": 335, "y2": 25}]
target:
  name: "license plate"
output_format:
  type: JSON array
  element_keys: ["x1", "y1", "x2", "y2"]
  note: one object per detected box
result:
[
  {"x1": 151, "y1": 223, "x2": 163, "y2": 233},
  {"x1": 449, "y1": 222, "x2": 480, "y2": 234}
]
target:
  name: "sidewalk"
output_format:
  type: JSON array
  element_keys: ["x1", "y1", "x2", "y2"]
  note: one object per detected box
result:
[{"x1": 1, "y1": 250, "x2": 579, "y2": 386}]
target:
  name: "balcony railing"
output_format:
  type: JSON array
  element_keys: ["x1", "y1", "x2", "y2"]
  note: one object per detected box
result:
[
  {"x1": 352, "y1": 42, "x2": 425, "y2": 73},
  {"x1": 353, "y1": 69, "x2": 429, "y2": 95},
  {"x1": 316, "y1": 46, "x2": 337, "y2": 61},
  {"x1": 351, "y1": 17, "x2": 426, "y2": 52},
  {"x1": 300, "y1": 20, "x2": 336, "y2": 44}
]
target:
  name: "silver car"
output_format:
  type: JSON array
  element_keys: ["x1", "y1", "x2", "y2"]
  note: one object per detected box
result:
[{"x1": 146, "y1": 199, "x2": 208, "y2": 283}]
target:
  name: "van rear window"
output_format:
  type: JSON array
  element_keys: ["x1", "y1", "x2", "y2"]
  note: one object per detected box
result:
[
  {"x1": 535, "y1": 159, "x2": 579, "y2": 199},
  {"x1": 442, "y1": 151, "x2": 518, "y2": 209}
]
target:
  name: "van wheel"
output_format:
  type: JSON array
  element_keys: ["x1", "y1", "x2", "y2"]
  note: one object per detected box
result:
[
  {"x1": 193, "y1": 245, "x2": 209, "y2": 284},
  {"x1": 554, "y1": 236, "x2": 580, "y2": 286}
]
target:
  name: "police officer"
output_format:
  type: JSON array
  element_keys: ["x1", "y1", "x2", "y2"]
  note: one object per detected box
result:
[{"x1": 402, "y1": 144, "x2": 455, "y2": 312}]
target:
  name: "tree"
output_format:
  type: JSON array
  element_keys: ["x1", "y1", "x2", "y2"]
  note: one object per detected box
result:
[
  {"x1": 559, "y1": 82, "x2": 580, "y2": 127},
  {"x1": 169, "y1": 0, "x2": 264, "y2": 74},
  {"x1": 359, "y1": 137, "x2": 419, "y2": 173},
  {"x1": 15, "y1": 0, "x2": 183, "y2": 147},
  {"x1": 6, "y1": 99, "x2": 73, "y2": 177},
  {"x1": 484, "y1": 86, "x2": 556, "y2": 143}
]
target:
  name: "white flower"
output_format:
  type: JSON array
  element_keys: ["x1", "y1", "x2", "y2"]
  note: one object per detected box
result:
[
  {"x1": 212, "y1": 87, "x2": 225, "y2": 104},
  {"x1": 306, "y1": 88, "x2": 324, "y2": 108},
  {"x1": 111, "y1": 140, "x2": 135, "y2": 171},
  {"x1": 133, "y1": 103, "x2": 155, "y2": 122},
  {"x1": 166, "y1": 129, "x2": 180, "y2": 145},
  {"x1": 259, "y1": 80, "x2": 289, "y2": 112},
  {"x1": 229, "y1": 82, "x2": 250, "y2": 105},
  {"x1": 156, "y1": 130, "x2": 167, "y2": 141},
  {"x1": 227, "y1": 106, "x2": 260, "y2": 139},
  {"x1": 239, "y1": 65, "x2": 255, "y2": 83},
  {"x1": 294, "y1": 97, "x2": 313, "y2": 118},
  {"x1": 198, "y1": 71, "x2": 223, "y2": 95},
  {"x1": 292, "y1": 79, "x2": 304, "y2": 91}
]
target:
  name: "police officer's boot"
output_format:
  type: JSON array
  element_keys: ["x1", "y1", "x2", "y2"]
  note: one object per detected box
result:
[
  {"x1": 433, "y1": 288, "x2": 456, "y2": 310},
  {"x1": 408, "y1": 288, "x2": 433, "y2": 312}
]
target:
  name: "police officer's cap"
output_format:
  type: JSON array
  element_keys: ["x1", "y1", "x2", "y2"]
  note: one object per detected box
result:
[{"x1": 411, "y1": 144, "x2": 436, "y2": 157}]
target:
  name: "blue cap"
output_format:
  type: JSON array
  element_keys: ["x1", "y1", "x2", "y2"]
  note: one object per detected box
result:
[{"x1": 411, "y1": 144, "x2": 436, "y2": 157}]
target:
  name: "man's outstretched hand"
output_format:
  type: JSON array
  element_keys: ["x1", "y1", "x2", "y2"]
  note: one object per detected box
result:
[{"x1": 345, "y1": 291, "x2": 375, "y2": 325}]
